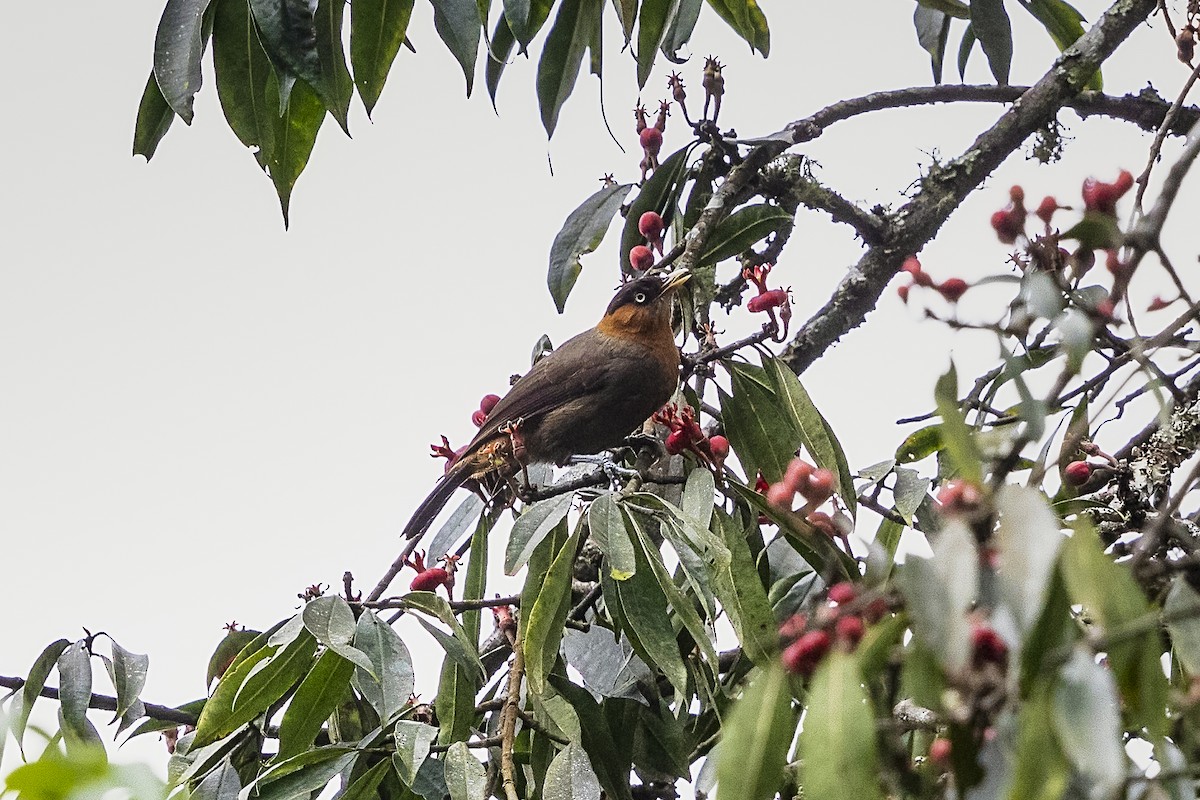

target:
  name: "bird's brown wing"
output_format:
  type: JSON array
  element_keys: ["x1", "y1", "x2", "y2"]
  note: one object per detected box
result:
[{"x1": 467, "y1": 329, "x2": 610, "y2": 448}]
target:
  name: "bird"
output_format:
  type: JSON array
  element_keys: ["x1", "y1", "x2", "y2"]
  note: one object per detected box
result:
[{"x1": 401, "y1": 267, "x2": 692, "y2": 542}]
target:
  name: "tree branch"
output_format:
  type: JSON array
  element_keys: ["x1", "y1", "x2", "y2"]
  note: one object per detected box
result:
[{"x1": 0, "y1": 675, "x2": 197, "y2": 726}]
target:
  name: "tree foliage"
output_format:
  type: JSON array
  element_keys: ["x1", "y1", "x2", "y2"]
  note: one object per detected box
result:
[{"x1": 12, "y1": 1, "x2": 1200, "y2": 799}]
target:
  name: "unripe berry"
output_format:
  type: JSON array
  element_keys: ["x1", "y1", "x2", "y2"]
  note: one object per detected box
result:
[
  {"x1": 834, "y1": 614, "x2": 865, "y2": 646},
  {"x1": 480, "y1": 394, "x2": 501, "y2": 414},
  {"x1": 708, "y1": 435, "x2": 730, "y2": 460},
  {"x1": 827, "y1": 581, "x2": 857, "y2": 605},
  {"x1": 747, "y1": 289, "x2": 788, "y2": 313},
  {"x1": 665, "y1": 429, "x2": 689, "y2": 456},
  {"x1": 781, "y1": 629, "x2": 831, "y2": 676},
  {"x1": 638, "y1": 211, "x2": 664, "y2": 241},
  {"x1": 471, "y1": 409, "x2": 488, "y2": 427},
  {"x1": 639, "y1": 127, "x2": 663, "y2": 156},
  {"x1": 938, "y1": 278, "x2": 969, "y2": 302},
  {"x1": 629, "y1": 245, "x2": 655, "y2": 271},
  {"x1": 1064, "y1": 460, "x2": 1092, "y2": 486}
]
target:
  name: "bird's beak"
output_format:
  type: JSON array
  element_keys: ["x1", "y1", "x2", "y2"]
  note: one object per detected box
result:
[{"x1": 658, "y1": 267, "x2": 691, "y2": 295}]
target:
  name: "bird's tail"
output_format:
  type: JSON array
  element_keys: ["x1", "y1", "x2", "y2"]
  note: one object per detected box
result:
[{"x1": 402, "y1": 463, "x2": 472, "y2": 541}]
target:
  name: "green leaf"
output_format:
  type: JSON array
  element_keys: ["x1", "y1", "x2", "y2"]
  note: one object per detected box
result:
[
  {"x1": 696, "y1": 204, "x2": 793, "y2": 268},
  {"x1": 253, "y1": 748, "x2": 358, "y2": 800},
  {"x1": 193, "y1": 759, "x2": 241, "y2": 800},
  {"x1": 1060, "y1": 210, "x2": 1121, "y2": 250},
  {"x1": 484, "y1": 12, "x2": 517, "y2": 107},
  {"x1": 710, "y1": 509, "x2": 778, "y2": 665},
  {"x1": 106, "y1": 639, "x2": 149, "y2": 722},
  {"x1": 248, "y1": 0, "x2": 325, "y2": 103},
  {"x1": 618, "y1": 144, "x2": 693, "y2": 274},
  {"x1": 266, "y1": 78, "x2": 326, "y2": 226},
  {"x1": 1060, "y1": 521, "x2": 1169, "y2": 735},
  {"x1": 892, "y1": 467, "x2": 930, "y2": 524},
  {"x1": 613, "y1": 540, "x2": 690, "y2": 697},
  {"x1": 971, "y1": 0, "x2": 1011, "y2": 84},
  {"x1": 1020, "y1": 0, "x2": 1098, "y2": 87},
  {"x1": 404, "y1": 592, "x2": 485, "y2": 679},
  {"x1": 56, "y1": 641, "x2": 94, "y2": 746},
  {"x1": 349, "y1": 0, "x2": 416, "y2": 115},
  {"x1": 703, "y1": 0, "x2": 769, "y2": 55},
  {"x1": 302, "y1": 596, "x2": 376, "y2": 674},
  {"x1": 544, "y1": 742, "x2": 602, "y2": 799},
  {"x1": 901, "y1": 518, "x2": 979, "y2": 671},
  {"x1": 635, "y1": 0, "x2": 678, "y2": 87},
  {"x1": 934, "y1": 363, "x2": 983, "y2": 483},
  {"x1": 523, "y1": 524, "x2": 582, "y2": 695},
  {"x1": 720, "y1": 363, "x2": 801, "y2": 485},
  {"x1": 799, "y1": 651, "x2": 882, "y2": 800},
  {"x1": 547, "y1": 183, "x2": 631, "y2": 312},
  {"x1": 276, "y1": 649, "x2": 355, "y2": 760},
  {"x1": 192, "y1": 630, "x2": 317, "y2": 747},
  {"x1": 611, "y1": 0, "x2": 636, "y2": 44},
  {"x1": 206, "y1": 629, "x2": 261, "y2": 689},
  {"x1": 133, "y1": 71, "x2": 177, "y2": 160},
  {"x1": 661, "y1": 0, "x2": 702, "y2": 62},
  {"x1": 895, "y1": 424, "x2": 942, "y2": 463},
  {"x1": 763, "y1": 356, "x2": 856, "y2": 517},
  {"x1": 1009, "y1": 684, "x2": 1070, "y2": 800},
  {"x1": 502, "y1": 0, "x2": 554, "y2": 51},
  {"x1": 536, "y1": 0, "x2": 602, "y2": 137},
  {"x1": 430, "y1": 0, "x2": 481, "y2": 96},
  {"x1": 11, "y1": 639, "x2": 70, "y2": 755},
  {"x1": 444, "y1": 742, "x2": 487, "y2": 800},
  {"x1": 153, "y1": 0, "x2": 216, "y2": 123},
  {"x1": 314, "y1": 0, "x2": 354, "y2": 131},
  {"x1": 716, "y1": 662, "x2": 794, "y2": 800},
  {"x1": 957, "y1": 22, "x2": 976, "y2": 80},
  {"x1": 547, "y1": 675, "x2": 634, "y2": 800},
  {"x1": 913, "y1": 6, "x2": 951, "y2": 83},
  {"x1": 335, "y1": 758, "x2": 389, "y2": 800},
  {"x1": 213, "y1": 0, "x2": 277, "y2": 170},
  {"x1": 393, "y1": 721, "x2": 439, "y2": 783},
  {"x1": 1166, "y1": 576, "x2": 1200, "y2": 675},
  {"x1": 917, "y1": 0, "x2": 970, "y2": 17},
  {"x1": 993, "y1": 486, "x2": 1062, "y2": 637},
  {"x1": 1052, "y1": 647, "x2": 1124, "y2": 798},
  {"x1": 589, "y1": 493, "x2": 638, "y2": 579},
  {"x1": 505, "y1": 491, "x2": 575, "y2": 574}
]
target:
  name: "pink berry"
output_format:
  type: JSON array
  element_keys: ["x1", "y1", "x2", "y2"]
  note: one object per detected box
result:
[
  {"x1": 1064, "y1": 460, "x2": 1092, "y2": 486},
  {"x1": 747, "y1": 289, "x2": 788, "y2": 313},
  {"x1": 480, "y1": 394, "x2": 501, "y2": 414},
  {"x1": 938, "y1": 278, "x2": 969, "y2": 302},
  {"x1": 471, "y1": 409, "x2": 487, "y2": 427},
  {"x1": 1035, "y1": 195, "x2": 1058, "y2": 224},
  {"x1": 639, "y1": 127, "x2": 663, "y2": 156},
  {"x1": 929, "y1": 738, "x2": 952, "y2": 769},
  {"x1": 708, "y1": 435, "x2": 729, "y2": 460},
  {"x1": 766, "y1": 482, "x2": 795, "y2": 509},
  {"x1": 834, "y1": 615, "x2": 865, "y2": 646},
  {"x1": 781, "y1": 630, "x2": 831, "y2": 676},
  {"x1": 827, "y1": 582, "x2": 856, "y2": 605},
  {"x1": 638, "y1": 211, "x2": 664, "y2": 240},
  {"x1": 629, "y1": 245, "x2": 655, "y2": 271},
  {"x1": 803, "y1": 468, "x2": 836, "y2": 503}
]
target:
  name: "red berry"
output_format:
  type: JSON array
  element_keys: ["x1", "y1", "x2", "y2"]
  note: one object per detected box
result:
[
  {"x1": 901, "y1": 256, "x2": 923, "y2": 276},
  {"x1": 471, "y1": 409, "x2": 488, "y2": 427},
  {"x1": 827, "y1": 581, "x2": 856, "y2": 605},
  {"x1": 779, "y1": 612, "x2": 808, "y2": 639},
  {"x1": 784, "y1": 459, "x2": 814, "y2": 492},
  {"x1": 937, "y1": 479, "x2": 982, "y2": 513},
  {"x1": 708, "y1": 435, "x2": 729, "y2": 460},
  {"x1": 1064, "y1": 460, "x2": 1092, "y2": 486},
  {"x1": 938, "y1": 278, "x2": 969, "y2": 302},
  {"x1": 863, "y1": 597, "x2": 889, "y2": 623},
  {"x1": 803, "y1": 468, "x2": 836, "y2": 503},
  {"x1": 1009, "y1": 185, "x2": 1025, "y2": 206},
  {"x1": 971, "y1": 625, "x2": 1009, "y2": 667},
  {"x1": 897, "y1": 284, "x2": 910, "y2": 303},
  {"x1": 747, "y1": 288, "x2": 788, "y2": 313},
  {"x1": 834, "y1": 614, "x2": 865, "y2": 646},
  {"x1": 1113, "y1": 169, "x2": 1134, "y2": 195},
  {"x1": 766, "y1": 482, "x2": 795, "y2": 509},
  {"x1": 639, "y1": 127, "x2": 663, "y2": 156},
  {"x1": 1082, "y1": 178, "x2": 1119, "y2": 214},
  {"x1": 480, "y1": 394, "x2": 501, "y2": 414},
  {"x1": 665, "y1": 429, "x2": 690, "y2": 456},
  {"x1": 638, "y1": 211, "x2": 664, "y2": 240},
  {"x1": 754, "y1": 473, "x2": 770, "y2": 494},
  {"x1": 410, "y1": 568, "x2": 450, "y2": 593},
  {"x1": 1036, "y1": 195, "x2": 1059, "y2": 225},
  {"x1": 782, "y1": 630, "x2": 831, "y2": 676},
  {"x1": 990, "y1": 209, "x2": 1022, "y2": 244},
  {"x1": 629, "y1": 245, "x2": 655, "y2": 271},
  {"x1": 929, "y1": 738, "x2": 952, "y2": 769},
  {"x1": 912, "y1": 271, "x2": 935, "y2": 288}
]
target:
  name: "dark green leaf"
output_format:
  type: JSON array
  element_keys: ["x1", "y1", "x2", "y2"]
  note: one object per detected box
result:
[
  {"x1": 276, "y1": 650, "x2": 355, "y2": 760},
  {"x1": 253, "y1": 748, "x2": 358, "y2": 800},
  {"x1": 547, "y1": 675, "x2": 635, "y2": 800},
  {"x1": 913, "y1": 6, "x2": 951, "y2": 83},
  {"x1": 502, "y1": 0, "x2": 554, "y2": 51},
  {"x1": 917, "y1": 0, "x2": 969, "y2": 16},
  {"x1": 1166, "y1": 577, "x2": 1200, "y2": 675},
  {"x1": 536, "y1": 0, "x2": 602, "y2": 138},
  {"x1": 934, "y1": 364, "x2": 983, "y2": 483},
  {"x1": 613, "y1": 539, "x2": 689, "y2": 696},
  {"x1": 717, "y1": 662, "x2": 795, "y2": 800},
  {"x1": 193, "y1": 759, "x2": 241, "y2": 800},
  {"x1": 107, "y1": 639, "x2": 149, "y2": 721},
  {"x1": 505, "y1": 491, "x2": 575, "y2": 574},
  {"x1": 336, "y1": 758, "x2": 389, "y2": 800},
  {"x1": 434, "y1": 658, "x2": 476, "y2": 744},
  {"x1": 895, "y1": 424, "x2": 942, "y2": 463},
  {"x1": 544, "y1": 742, "x2": 602, "y2": 798},
  {"x1": 618, "y1": 144, "x2": 694, "y2": 274},
  {"x1": 719, "y1": 363, "x2": 801, "y2": 485},
  {"x1": 696, "y1": 204, "x2": 793, "y2": 267},
  {"x1": 153, "y1": 0, "x2": 216, "y2": 123},
  {"x1": 430, "y1": 0, "x2": 481, "y2": 96},
  {"x1": 710, "y1": 509, "x2": 778, "y2": 665},
  {"x1": 523, "y1": 524, "x2": 582, "y2": 695},
  {"x1": 611, "y1": 0, "x2": 636, "y2": 44},
  {"x1": 192, "y1": 630, "x2": 317, "y2": 747},
  {"x1": 393, "y1": 721, "x2": 439, "y2": 783},
  {"x1": 635, "y1": 0, "x2": 678, "y2": 88},
  {"x1": 1009, "y1": 684, "x2": 1070, "y2": 800},
  {"x1": 56, "y1": 642, "x2": 93, "y2": 745},
  {"x1": 133, "y1": 71, "x2": 177, "y2": 160},
  {"x1": 800, "y1": 651, "x2": 881, "y2": 800},
  {"x1": 661, "y1": 0, "x2": 702, "y2": 62},
  {"x1": 349, "y1": 0, "x2": 416, "y2": 115},
  {"x1": 548, "y1": 182, "x2": 631, "y2": 312},
  {"x1": 763, "y1": 356, "x2": 856, "y2": 517},
  {"x1": 248, "y1": 0, "x2": 325, "y2": 105},
  {"x1": 444, "y1": 742, "x2": 488, "y2": 800},
  {"x1": 11, "y1": 639, "x2": 70, "y2": 755},
  {"x1": 957, "y1": 23, "x2": 976, "y2": 80},
  {"x1": 589, "y1": 492, "x2": 638, "y2": 579},
  {"x1": 404, "y1": 592, "x2": 485, "y2": 679},
  {"x1": 127, "y1": 698, "x2": 207, "y2": 739},
  {"x1": 484, "y1": 12, "x2": 517, "y2": 107},
  {"x1": 267, "y1": 78, "x2": 327, "y2": 226},
  {"x1": 302, "y1": 596, "x2": 375, "y2": 674},
  {"x1": 314, "y1": 0, "x2": 354, "y2": 131},
  {"x1": 206, "y1": 629, "x2": 261, "y2": 689},
  {"x1": 703, "y1": 0, "x2": 769, "y2": 55},
  {"x1": 561, "y1": 627, "x2": 653, "y2": 700},
  {"x1": 213, "y1": 0, "x2": 277, "y2": 171},
  {"x1": 970, "y1": 0, "x2": 1012, "y2": 84}
]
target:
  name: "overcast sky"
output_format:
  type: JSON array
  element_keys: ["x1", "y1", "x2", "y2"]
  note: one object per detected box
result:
[{"x1": 2, "y1": 0, "x2": 1194, "y2": 782}]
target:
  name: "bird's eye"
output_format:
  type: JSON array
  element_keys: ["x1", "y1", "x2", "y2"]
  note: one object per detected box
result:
[{"x1": 634, "y1": 292, "x2": 648, "y2": 304}]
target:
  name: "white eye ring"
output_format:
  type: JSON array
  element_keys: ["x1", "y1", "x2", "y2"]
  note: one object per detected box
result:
[{"x1": 634, "y1": 292, "x2": 648, "y2": 303}]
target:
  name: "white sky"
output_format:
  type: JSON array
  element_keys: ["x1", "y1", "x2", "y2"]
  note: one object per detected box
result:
[{"x1": 1, "y1": 0, "x2": 1194, "y2": 782}]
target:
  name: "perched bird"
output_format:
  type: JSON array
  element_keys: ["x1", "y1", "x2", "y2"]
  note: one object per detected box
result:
[{"x1": 402, "y1": 268, "x2": 691, "y2": 541}]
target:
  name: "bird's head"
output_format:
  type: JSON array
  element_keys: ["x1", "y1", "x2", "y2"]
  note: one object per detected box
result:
[{"x1": 597, "y1": 268, "x2": 691, "y2": 340}]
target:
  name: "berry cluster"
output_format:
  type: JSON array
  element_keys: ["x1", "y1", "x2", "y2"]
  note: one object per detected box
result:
[
  {"x1": 430, "y1": 393, "x2": 503, "y2": 473},
  {"x1": 989, "y1": 185, "x2": 1027, "y2": 245},
  {"x1": 653, "y1": 403, "x2": 728, "y2": 468},
  {"x1": 629, "y1": 211, "x2": 666, "y2": 272},
  {"x1": 471, "y1": 393, "x2": 501, "y2": 428},
  {"x1": 897, "y1": 256, "x2": 970, "y2": 304},
  {"x1": 779, "y1": 581, "x2": 889, "y2": 676},
  {"x1": 742, "y1": 262, "x2": 792, "y2": 339},
  {"x1": 764, "y1": 457, "x2": 848, "y2": 542},
  {"x1": 406, "y1": 551, "x2": 459, "y2": 597}
]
